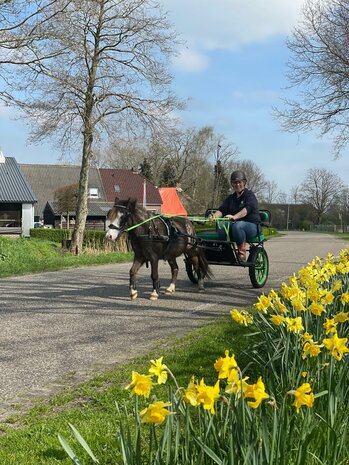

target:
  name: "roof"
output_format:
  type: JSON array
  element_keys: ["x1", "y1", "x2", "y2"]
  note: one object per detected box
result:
[
  {"x1": 159, "y1": 187, "x2": 188, "y2": 216},
  {"x1": 0, "y1": 157, "x2": 37, "y2": 203},
  {"x1": 45, "y1": 200, "x2": 113, "y2": 217},
  {"x1": 99, "y1": 168, "x2": 162, "y2": 206},
  {"x1": 20, "y1": 164, "x2": 106, "y2": 217}
]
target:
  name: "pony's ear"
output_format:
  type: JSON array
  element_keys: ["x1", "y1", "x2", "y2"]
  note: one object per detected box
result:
[
  {"x1": 114, "y1": 196, "x2": 120, "y2": 204},
  {"x1": 126, "y1": 198, "x2": 137, "y2": 212}
]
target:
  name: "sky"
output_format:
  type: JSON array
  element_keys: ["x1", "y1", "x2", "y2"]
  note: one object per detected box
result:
[{"x1": 0, "y1": 0, "x2": 348, "y2": 197}]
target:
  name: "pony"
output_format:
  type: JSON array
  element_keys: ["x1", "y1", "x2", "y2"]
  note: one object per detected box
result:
[{"x1": 105, "y1": 198, "x2": 211, "y2": 300}]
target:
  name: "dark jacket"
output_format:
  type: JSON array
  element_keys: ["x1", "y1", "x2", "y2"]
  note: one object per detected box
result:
[{"x1": 218, "y1": 189, "x2": 260, "y2": 224}]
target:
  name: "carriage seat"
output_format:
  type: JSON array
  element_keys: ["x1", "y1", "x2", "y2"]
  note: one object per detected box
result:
[{"x1": 199, "y1": 209, "x2": 271, "y2": 243}]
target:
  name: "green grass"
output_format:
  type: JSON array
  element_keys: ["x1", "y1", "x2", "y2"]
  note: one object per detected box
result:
[
  {"x1": 0, "y1": 317, "x2": 251, "y2": 465},
  {"x1": 0, "y1": 236, "x2": 133, "y2": 278}
]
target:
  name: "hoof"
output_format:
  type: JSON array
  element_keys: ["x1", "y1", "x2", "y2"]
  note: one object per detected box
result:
[
  {"x1": 165, "y1": 284, "x2": 176, "y2": 294},
  {"x1": 130, "y1": 289, "x2": 138, "y2": 300},
  {"x1": 149, "y1": 291, "x2": 159, "y2": 300}
]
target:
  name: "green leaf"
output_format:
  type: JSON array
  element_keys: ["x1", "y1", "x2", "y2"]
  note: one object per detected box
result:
[
  {"x1": 58, "y1": 434, "x2": 84, "y2": 465},
  {"x1": 68, "y1": 423, "x2": 100, "y2": 464},
  {"x1": 193, "y1": 436, "x2": 224, "y2": 465}
]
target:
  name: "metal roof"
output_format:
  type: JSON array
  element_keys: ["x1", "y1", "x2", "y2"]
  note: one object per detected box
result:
[
  {"x1": 45, "y1": 200, "x2": 114, "y2": 217},
  {"x1": 0, "y1": 157, "x2": 37, "y2": 203},
  {"x1": 20, "y1": 164, "x2": 106, "y2": 217}
]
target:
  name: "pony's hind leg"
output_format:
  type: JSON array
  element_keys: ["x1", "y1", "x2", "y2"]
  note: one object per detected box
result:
[
  {"x1": 149, "y1": 257, "x2": 161, "y2": 300},
  {"x1": 165, "y1": 258, "x2": 179, "y2": 294},
  {"x1": 191, "y1": 255, "x2": 205, "y2": 292},
  {"x1": 129, "y1": 257, "x2": 144, "y2": 300}
]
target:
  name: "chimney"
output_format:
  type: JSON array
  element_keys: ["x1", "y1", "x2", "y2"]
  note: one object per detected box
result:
[{"x1": 0, "y1": 150, "x2": 5, "y2": 163}]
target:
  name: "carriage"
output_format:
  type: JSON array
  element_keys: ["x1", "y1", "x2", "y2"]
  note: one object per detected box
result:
[
  {"x1": 185, "y1": 209, "x2": 271, "y2": 289},
  {"x1": 106, "y1": 199, "x2": 271, "y2": 300}
]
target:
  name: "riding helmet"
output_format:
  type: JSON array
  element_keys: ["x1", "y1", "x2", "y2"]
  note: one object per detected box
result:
[{"x1": 230, "y1": 170, "x2": 247, "y2": 183}]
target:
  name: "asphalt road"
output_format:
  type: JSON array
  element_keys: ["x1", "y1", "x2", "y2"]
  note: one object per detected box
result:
[{"x1": 0, "y1": 231, "x2": 348, "y2": 420}]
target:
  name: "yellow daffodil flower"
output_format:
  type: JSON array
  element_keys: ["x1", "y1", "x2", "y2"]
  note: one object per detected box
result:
[
  {"x1": 255, "y1": 294, "x2": 273, "y2": 313},
  {"x1": 214, "y1": 350, "x2": 238, "y2": 379},
  {"x1": 323, "y1": 333, "x2": 349, "y2": 361},
  {"x1": 196, "y1": 379, "x2": 220, "y2": 414},
  {"x1": 302, "y1": 340, "x2": 322, "y2": 359},
  {"x1": 334, "y1": 311, "x2": 349, "y2": 323},
  {"x1": 225, "y1": 368, "x2": 249, "y2": 397},
  {"x1": 323, "y1": 318, "x2": 338, "y2": 335},
  {"x1": 244, "y1": 376, "x2": 269, "y2": 409},
  {"x1": 148, "y1": 356, "x2": 168, "y2": 384},
  {"x1": 309, "y1": 302, "x2": 326, "y2": 316},
  {"x1": 183, "y1": 376, "x2": 199, "y2": 406},
  {"x1": 331, "y1": 280, "x2": 342, "y2": 292},
  {"x1": 290, "y1": 383, "x2": 314, "y2": 413},
  {"x1": 285, "y1": 317, "x2": 304, "y2": 333},
  {"x1": 125, "y1": 371, "x2": 153, "y2": 398},
  {"x1": 140, "y1": 401, "x2": 175, "y2": 424},
  {"x1": 340, "y1": 292, "x2": 349, "y2": 305},
  {"x1": 270, "y1": 314, "x2": 285, "y2": 326},
  {"x1": 230, "y1": 308, "x2": 253, "y2": 326},
  {"x1": 321, "y1": 291, "x2": 335, "y2": 306}
]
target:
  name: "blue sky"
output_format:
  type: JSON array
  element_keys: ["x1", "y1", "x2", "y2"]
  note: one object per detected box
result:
[{"x1": 0, "y1": 0, "x2": 348, "y2": 196}]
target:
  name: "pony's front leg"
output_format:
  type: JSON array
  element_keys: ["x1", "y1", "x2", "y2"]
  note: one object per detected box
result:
[
  {"x1": 129, "y1": 257, "x2": 144, "y2": 300},
  {"x1": 149, "y1": 258, "x2": 160, "y2": 300},
  {"x1": 165, "y1": 258, "x2": 178, "y2": 294}
]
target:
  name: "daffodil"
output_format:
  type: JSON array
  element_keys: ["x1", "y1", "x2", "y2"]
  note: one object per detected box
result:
[
  {"x1": 244, "y1": 377, "x2": 269, "y2": 409},
  {"x1": 340, "y1": 292, "x2": 349, "y2": 305},
  {"x1": 323, "y1": 333, "x2": 349, "y2": 361},
  {"x1": 148, "y1": 356, "x2": 168, "y2": 384},
  {"x1": 183, "y1": 376, "x2": 199, "y2": 406},
  {"x1": 302, "y1": 340, "x2": 322, "y2": 359},
  {"x1": 321, "y1": 291, "x2": 335, "y2": 306},
  {"x1": 125, "y1": 371, "x2": 153, "y2": 397},
  {"x1": 225, "y1": 368, "x2": 249, "y2": 397},
  {"x1": 309, "y1": 302, "x2": 326, "y2": 316},
  {"x1": 230, "y1": 308, "x2": 253, "y2": 326},
  {"x1": 255, "y1": 294, "x2": 273, "y2": 313},
  {"x1": 290, "y1": 383, "x2": 314, "y2": 413},
  {"x1": 323, "y1": 318, "x2": 338, "y2": 335},
  {"x1": 140, "y1": 401, "x2": 175, "y2": 424},
  {"x1": 214, "y1": 350, "x2": 238, "y2": 379},
  {"x1": 270, "y1": 314, "x2": 285, "y2": 326},
  {"x1": 285, "y1": 317, "x2": 304, "y2": 333},
  {"x1": 331, "y1": 280, "x2": 342, "y2": 292},
  {"x1": 334, "y1": 311, "x2": 349, "y2": 323},
  {"x1": 196, "y1": 379, "x2": 220, "y2": 414}
]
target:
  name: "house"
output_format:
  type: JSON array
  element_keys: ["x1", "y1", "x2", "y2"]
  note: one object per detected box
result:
[
  {"x1": 0, "y1": 153, "x2": 37, "y2": 236},
  {"x1": 99, "y1": 168, "x2": 162, "y2": 211},
  {"x1": 19, "y1": 164, "x2": 162, "y2": 228}
]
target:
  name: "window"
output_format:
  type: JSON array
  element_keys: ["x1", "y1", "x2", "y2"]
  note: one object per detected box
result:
[
  {"x1": 89, "y1": 188, "x2": 99, "y2": 198},
  {"x1": 114, "y1": 184, "x2": 120, "y2": 193}
]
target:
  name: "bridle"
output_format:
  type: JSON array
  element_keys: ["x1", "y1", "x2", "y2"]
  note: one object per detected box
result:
[{"x1": 108, "y1": 204, "x2": 131, "y2": 234}]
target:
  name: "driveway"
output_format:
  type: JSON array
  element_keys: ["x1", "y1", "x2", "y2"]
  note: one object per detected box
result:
[{"x1": 0, "y1": 231, "x2": 347, "y2": 419}]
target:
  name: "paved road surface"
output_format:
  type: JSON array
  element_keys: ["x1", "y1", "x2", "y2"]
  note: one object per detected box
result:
[{"x1": 0, "y1": 231, "x2": 347, "y2": 419}]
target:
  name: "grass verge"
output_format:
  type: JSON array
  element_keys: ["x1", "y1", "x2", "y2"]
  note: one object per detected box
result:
[
  {"x1": 0, "y1": 316, "x2": 251, "y2": 465},
  {"x1": 0, "y1": 236, "x2": 132, "y2": 278}
]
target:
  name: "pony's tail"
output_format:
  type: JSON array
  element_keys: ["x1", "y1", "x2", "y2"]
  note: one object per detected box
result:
[{"x1": 198, "y1": 251, "x2": 214, "y2": 280}]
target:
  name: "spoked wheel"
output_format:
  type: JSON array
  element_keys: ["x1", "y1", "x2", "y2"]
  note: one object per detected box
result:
[
  {"x1": 248, "y1": 246, "x2": 269, "y2": 288},
  {"x1": 185, "y1": 261, "x2": 199, "y2": 284}
]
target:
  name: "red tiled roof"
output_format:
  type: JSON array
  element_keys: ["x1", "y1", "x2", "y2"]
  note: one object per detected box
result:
[{"x1": 99, "y1": 168, "x2": 162, "y2": 206}]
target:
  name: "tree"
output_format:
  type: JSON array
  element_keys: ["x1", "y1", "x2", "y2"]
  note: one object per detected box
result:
[
  {"x1": 54, "y1": 183, "x2": 78, "y2": 229},
  {"x1": 276, "y1": 0, "x2": 349, "y2": 156},
  {"x1": 300, "y1": 168, "x2": 344, "y2": 224},
  {"x1": 231, "y1": 160, "x2": 266, "y2": 197},
  {"x1": 0, "y1": 0, "x2": 180, "y2": 252}
]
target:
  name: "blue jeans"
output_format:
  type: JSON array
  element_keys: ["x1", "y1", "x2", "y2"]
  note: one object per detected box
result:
[{"x1": 218, "y1": 220, "x2": 260, "y2": 245}]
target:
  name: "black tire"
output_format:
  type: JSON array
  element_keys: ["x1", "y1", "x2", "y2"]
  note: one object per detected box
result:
[
  {"x1": 248, "y1": 246, "x2": 269, "y2": 288},
  {"x1": 185, "y1": 261, "x2": 199, "y2": 284}
]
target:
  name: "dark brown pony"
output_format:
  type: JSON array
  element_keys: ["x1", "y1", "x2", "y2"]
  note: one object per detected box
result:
[{"x1": 105, "y1": 198, "x2": 211, "y2": 300}]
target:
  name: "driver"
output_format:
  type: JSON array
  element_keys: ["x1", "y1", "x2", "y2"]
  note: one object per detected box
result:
[{"x1": 209, "y1": 170, "x2": 261, "y2": 261}]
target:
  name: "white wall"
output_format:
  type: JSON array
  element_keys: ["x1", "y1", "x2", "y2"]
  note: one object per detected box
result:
[{"x1": 22, "y1": 203, "x2": 35, "y2": 237}]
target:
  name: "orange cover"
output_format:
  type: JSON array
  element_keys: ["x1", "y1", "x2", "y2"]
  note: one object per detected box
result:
[{"x1": 159, "y1": 187, "x2": 188, "y2": 215}]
